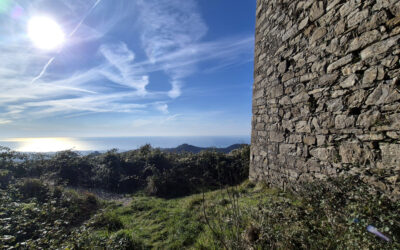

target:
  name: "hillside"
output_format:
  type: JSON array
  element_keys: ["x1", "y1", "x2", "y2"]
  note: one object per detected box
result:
[
  {"x1": 1, "y1": 145, "x2": 399, "y2": 249},
  {"x1": 161, "y1": 143, "x2": 247, "y2": 154}
]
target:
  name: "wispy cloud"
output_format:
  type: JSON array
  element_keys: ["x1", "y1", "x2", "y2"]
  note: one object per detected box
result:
[
  {"x1": 99, "y1": 43, "x2": 149, "y2": 95},
  {"x1": 0, "y1": 119, "x2": 12, "y2": 125},
  {"x1": 135, "y1": 0, "x2": 207, "y2": 98},
  {"x1": 0, "y1": 0, "x2": 253, "y2": 131}
]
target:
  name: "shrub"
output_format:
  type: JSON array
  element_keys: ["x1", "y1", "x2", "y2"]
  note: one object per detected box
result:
[
  {"x1": 92, "y1": 211, "x2": 124, "y2": 231},
  {"x1": 107, "y1": 230, "x2": 146, "y2": 250},
  {"x1": 17, "y1": 178, "x2": 49, "y2": 202},
  {"x1": 0, "y1": 169, "x2": 12, "y2": 188}
]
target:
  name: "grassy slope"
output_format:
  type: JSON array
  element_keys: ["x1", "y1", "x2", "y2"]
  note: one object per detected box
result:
[{"x1": 87, "y1": 180, "x2": 399, "y2": 249}]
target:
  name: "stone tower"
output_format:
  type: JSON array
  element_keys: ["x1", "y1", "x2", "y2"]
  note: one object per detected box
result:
[{"x1": 250, "y1": 0, "x2": 400, "y2": 198}]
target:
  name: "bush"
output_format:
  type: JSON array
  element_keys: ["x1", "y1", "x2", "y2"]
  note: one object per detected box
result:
[
  {"x1": 107, "y1": 230, "x2": 146, "y2": 250},
  {"x1": 17, "y1": 178, "x2": 49, "y2": 202},
  {"x1": 0, "y1": 169, "x2": 12, "y2": 188},
  {"x1": 92, "y1": 211, "x2": 124, "y2": 231}
]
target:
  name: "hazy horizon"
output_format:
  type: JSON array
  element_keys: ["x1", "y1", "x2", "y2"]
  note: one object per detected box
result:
[{"x1": 0, "y1": 135, "x2": 250, "y2": 152}]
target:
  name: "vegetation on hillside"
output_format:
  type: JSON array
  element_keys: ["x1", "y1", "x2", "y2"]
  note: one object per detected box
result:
[
  {"x1": 0, "y1": 145, "x2": 399, "y2": 249},
  {"x1": 0, "y1": 144, "x2": 250, "y2": 197}
]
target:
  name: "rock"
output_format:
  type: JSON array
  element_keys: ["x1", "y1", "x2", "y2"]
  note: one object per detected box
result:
[
  {"x1": 327, "y1": 54, "x2": 353, "y2": 73},
  {"x1": 310, "y1": 1, "x2": 324, "y2": 21},
  {"x1": 317, "y1": 135, "x2": 326, "y2": 146},
  {"x1": 347, "y1": 89, "x2": 367, "y2": 108},
  {"x1": 347, "y1": 9, "x2": 369, "y2": 27},
  {"x1": 339, "y1": 141, "x2": 362, "y2": 164},
  {"x1": 386, "y1": 16, "x2": 400, "y2": 28},
  {"x1": 327, "y1": 0, "x2": 341, "y2": 11},
  {"x1": 279, "y1": 96, "x2": 292, "y2": 105},
  {"x1": 269, "y1": 131, "x2": 285, "y2": 142},
  {"x1": 380, "y1": 143, "x2": 400, "y2": 167},
  {"x1": 361, "y1": 35, "x2": 400, "y2": 60},
  {"x1": 255, "y1": 123, "x2": 265, "y2": 131},
  {"x1": 335, "y1": 20, "x2": 346, "y2": 35},
  {"x1": 299, "y1": 17, "x2": 309, "y2": 30},
  {"x1": 279, "y1": 144, "x2": 297, "y2": 155},
  {"x1": 342, "y1": 62, "x2": 364, "y2": 76},
  {"x1": 310, "y1": 147, "x2": 336, "y2": 161},
  {"x1": 356, "y1": 110, "x2": 380, "y2": 129},
  {"x1": 387, "y1": 131, "x2": 400, "y2": 139},
  {"x1": 327, "y1": 98, "x2": 344, "y2": 112},
  {"x1": 335, "y1": 115, "x2": 355, "y2": 129},
  {"x1": 365, "y1": 84, "x2": 390, "y2": 106},
  {"x1": 269, "y1": 85, "x2": 284, "y2": 98},
  {"x1": 278, "y1": 60, "x2": 287, "y2": 73},
  {"x1": 340, "y1": 74, "x2": 357, "y2": 88},
  {"x1": 339, "y1": 0, "x2": 362, "y2": 17},
  {"x1": 319, "y1": 73, "x2": 339, "y2": 85},
  {"x1": 291, "y1": 91, "x2": 310, "y2": 104},
  {"x1": 357, "y1": 133, "x2": 385, "y2": 141},
  {"x1": 296, "y1": 121, "x2": 311, "y2": 133},
  {"x1": 310, "y1": 27, "x2": 327, "y2": 43},
  {"x1": 362, "y1": 67, "x2": 377, "y2": 86},
  {"x1": 391, "y1": 2, "x2": 400, "y2": 16},
  {"x1": 347, "y1": 29, "x2": 381, "y2": 52},
  {"x1": 304, "y1": 136, "x2": 316, "y2": 145}
]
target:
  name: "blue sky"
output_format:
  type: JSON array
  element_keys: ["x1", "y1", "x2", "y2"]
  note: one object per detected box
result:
[{"x1": 0, "y1": 0, "x2": 255, "y2": 138}]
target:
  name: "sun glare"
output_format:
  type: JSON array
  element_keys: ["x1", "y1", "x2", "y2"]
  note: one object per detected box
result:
[
  {"x1": 10, "y1": 138, "x2": 86, "y2": 152},
  {"x1": 28, "y1": 16, "x2": 65, "y2": 50}
]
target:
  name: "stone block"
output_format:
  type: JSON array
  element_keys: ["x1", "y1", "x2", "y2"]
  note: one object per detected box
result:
[
  {"x1": 296, "y1": 121, "x2": 312, "y2": 133},
  {"x1": 340, "y1": 74, "x2": 357, "y2": 88},
  {"x1": 347, "y1": 29, "x2": 381, "y2": 52},
  {"x1": 363, "y1": 67, "x2": 378, "y2": 86},
  {"x1": 356, "y1": 110, "x2": 380, "y2": 129},
  {"x1": 327, "y1": 54, "x2": 353, "y2": 73},
  {"x1": 361, "y1": 35, "x2": 400, "y2": 60},
  {"x1": 347, "y1": 9, "x2": 369, "y2": 27},
  {"x1": 339, "y1": 141, "x2": 362, "y2": 164},
  {"x1": 310, "y1": 27, "x2": 327, "y2": 43},
  {"x1": 304, "y1": 136, "x2": 316, "y2": 145},
  {"x1": 310, "y1": 1, "x2": 324, "y2": 21},
  {"x1": 310, "y1": 147, "x2": 336, "y2": 161},
  {"x1": 269, "y1": 131, "x2": 285, "y2": 142},
  {"x1": 380, "y1": 143, "x2": 400, "y2": 167}
]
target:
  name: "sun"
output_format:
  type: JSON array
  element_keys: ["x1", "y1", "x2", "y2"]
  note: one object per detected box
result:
[{"x1": 28, "y1": 16, "x2": 65, "y2": 50}]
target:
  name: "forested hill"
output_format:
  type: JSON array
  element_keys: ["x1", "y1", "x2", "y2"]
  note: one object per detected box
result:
[{"x1": 161, "y1": 143, "x2": 247, "y2": 154}]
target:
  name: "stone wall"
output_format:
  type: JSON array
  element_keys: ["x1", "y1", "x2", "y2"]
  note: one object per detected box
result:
[{"x1": 250, "y1": 0, "x2": 400, "y2": 198}]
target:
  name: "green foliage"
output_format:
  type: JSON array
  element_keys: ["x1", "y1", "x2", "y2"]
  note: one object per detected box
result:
[
  {"x1": 17, "y1": 178, "x2": 49, "y2": 202},
  {"x1": 0, "y1": 181, "x2": 100, "y2": 249},
  {"x1": 0, "y1": 169, "x2": 12, "y2": 188},
  {"x1": 92, "y1": 211, "x2": 124, "y2": 231},
  {"x1": 1, "y1": 144, "x2": 250, "y2": 198}
]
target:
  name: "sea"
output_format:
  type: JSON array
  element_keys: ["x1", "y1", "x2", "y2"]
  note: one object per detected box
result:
[{"x1": 0, "y1": 136, "x2": 250, "y2": 153}]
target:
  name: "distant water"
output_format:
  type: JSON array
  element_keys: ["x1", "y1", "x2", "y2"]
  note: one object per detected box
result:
[{"x1": 0, "y1": 136, "x2": 250, "y2": 152}]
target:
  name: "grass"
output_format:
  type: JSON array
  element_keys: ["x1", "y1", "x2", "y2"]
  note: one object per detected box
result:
[
  {"x1": 80, "y1": 179, "x2": 399, "y2": 249},
  {"x1": 2, "y1": 177, "x2": 399, "y2": 249}
]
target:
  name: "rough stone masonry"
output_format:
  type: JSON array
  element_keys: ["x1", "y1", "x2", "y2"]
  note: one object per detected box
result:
[{"x1": 250, "y1": 0, "x2": 400, "y2": 199}]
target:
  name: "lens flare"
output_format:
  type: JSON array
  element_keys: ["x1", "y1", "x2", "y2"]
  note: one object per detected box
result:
[
  {"x1": 0, "y1": 0, "x2": 11, "y2": 13},
  {"x1": 28, "y1": 16, "x2": 65, "y2": 50}
]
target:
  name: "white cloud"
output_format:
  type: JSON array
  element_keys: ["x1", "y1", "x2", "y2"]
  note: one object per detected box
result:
[
  {"x1": 155, "y1": 103, "x2": 169, "y2": 114},
  {"x1": 0, "y1": 0, "x2": 254, "y2": 130},
  {"x1": 135, "y1": 0, "x2": 208, "y2": 98},
  {"x1": 0, "y1": 119, "x2": 12, "y2": 125},
  {"x1": 99, "y1": 43, "x2": 149, "y2": 95}
]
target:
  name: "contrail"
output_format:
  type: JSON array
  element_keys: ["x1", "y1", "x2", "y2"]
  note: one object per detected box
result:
[{"x1": 31, "y1": 0, "x2": 102, "y2": 84}]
